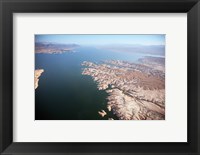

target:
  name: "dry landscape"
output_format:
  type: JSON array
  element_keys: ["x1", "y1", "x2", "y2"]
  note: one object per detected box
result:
[
  {"x1": 35, "y1": 43, "x2": 78, "y2": 54},
  {"x1": 82, "y1": 57, "x2": 165, "y2": 120}
]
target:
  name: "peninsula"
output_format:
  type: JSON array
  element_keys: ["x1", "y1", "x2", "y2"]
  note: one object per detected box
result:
[{"x1": 35, "y1": 69, "x2": 44, "y2": 89}]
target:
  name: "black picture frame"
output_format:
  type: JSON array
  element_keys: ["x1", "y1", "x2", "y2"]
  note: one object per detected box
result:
[{"x1": 0, "y1": 0, "x2": 200, "y2": 154}]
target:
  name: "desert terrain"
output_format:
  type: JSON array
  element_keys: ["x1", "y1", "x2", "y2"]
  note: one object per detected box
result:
[{"x1": 82, "y1": 57, "x2": 165, "y2": 120}]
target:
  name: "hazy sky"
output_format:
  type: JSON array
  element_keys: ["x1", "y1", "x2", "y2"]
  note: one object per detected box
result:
[{"x1": 35, "y1": 34, "x2": 165, "y2": 46}]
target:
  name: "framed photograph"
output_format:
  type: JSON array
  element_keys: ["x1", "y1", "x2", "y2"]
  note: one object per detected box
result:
[{"x1": 0, "y1": 0, "x2": 200, "y2": 154}]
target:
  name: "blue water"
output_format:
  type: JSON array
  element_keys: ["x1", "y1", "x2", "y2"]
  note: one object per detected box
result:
[{"x1": 35, "y1": 46, "x2": 149, "y2": 120}]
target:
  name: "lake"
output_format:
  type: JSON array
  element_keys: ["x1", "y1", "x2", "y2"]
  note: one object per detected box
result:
[{"x1": 35, "y1": 46, "x2": 154, "y2": 120}]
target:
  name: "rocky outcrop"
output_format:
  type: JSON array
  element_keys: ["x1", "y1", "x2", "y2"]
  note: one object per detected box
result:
[{"x1": 35, "y1": 69, "x2": 44, "y2": 89}]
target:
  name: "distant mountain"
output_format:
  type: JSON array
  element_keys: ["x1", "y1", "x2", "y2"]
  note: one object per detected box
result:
[
  {"x1": 97, "y1": 44, "x2": 165, "y2": 56},
  {"x1": 35, "y1": 42, "x2": 79, "y2": 54}
]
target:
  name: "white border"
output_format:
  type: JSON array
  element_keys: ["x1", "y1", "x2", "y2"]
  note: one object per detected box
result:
[{"x1": 13, "y1": 13, "x2": 187, "y2": 142}]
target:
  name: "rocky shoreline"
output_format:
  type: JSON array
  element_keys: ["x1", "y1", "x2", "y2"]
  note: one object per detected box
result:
[
  {"x1": 35, "y1": 69, "x2": 44, "y2": 89},
  {"x1": 82, "y1": 58, "x2": 165, "y2": 120}
]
